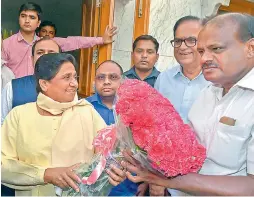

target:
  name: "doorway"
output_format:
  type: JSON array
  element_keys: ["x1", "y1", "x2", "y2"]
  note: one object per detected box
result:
[
  {"x1": 78, "y1": 0, "x2": 114, "y2": 98},
  {"x1": 78, "y1": 0, "x2": 151, "y2": 98}
]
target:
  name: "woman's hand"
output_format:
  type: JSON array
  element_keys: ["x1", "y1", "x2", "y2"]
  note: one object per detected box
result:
[
  {"x1": 121, "y1": 150, "x2": 168, "y2": 185},
  {"x1": 44, "y1": 163, "x2": 81, "y2": 192},
  {"x1": 106, "y1": 164, "x2": 126, "y2": 186}
]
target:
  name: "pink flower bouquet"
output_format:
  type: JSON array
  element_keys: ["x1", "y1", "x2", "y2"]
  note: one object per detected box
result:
[
  {"x1": 115, "y1": 79, "x2": 206, "y2": 177},
  {"x1": 65, "y1": 79, "x2": 206, "y2": 196}
]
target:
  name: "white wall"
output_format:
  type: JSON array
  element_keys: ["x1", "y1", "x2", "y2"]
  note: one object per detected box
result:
[
  {"x1": 148, "y1": 0, "x2": 202, "y2": 72},
  {"x1": 111, "y1": 0, "x2": 136, "y2": 72},
  {"x1": 111, "y1": 0, "x2": 230, "y2": 72}
]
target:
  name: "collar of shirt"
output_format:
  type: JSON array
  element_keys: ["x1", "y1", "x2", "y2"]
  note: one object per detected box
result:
[
  {"x1": 125, "y1": 66, "x2": 160, "y2": 80},
  {"x1": 172, "y1": 64, "x2": 203, "y2": 81},
  {"x1": 88, "y1": 92, "x2": 112, "y2": 109},
  {"x1": 211, "y1": 67, "x2": 254, "y2": 100},
  {"x1": 17, "y1": 31, "x2": 39, "y2": 44},
  {"x1": 236, "y1": 67, "x2": 254, "y2": 91}
]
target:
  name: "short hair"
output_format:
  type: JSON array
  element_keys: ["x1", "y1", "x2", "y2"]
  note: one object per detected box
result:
[
  {"x1": 173, "y1": 15, "x2": 201, "y2": 37},
  {"x1": 96, "y1": 60, "x2": 123, "y2": 75},
  {"x1": 132, "y1": 35, "x2": 159, "y2": 53},
  {"x1": 35, "y1": 53, "x2": 77, "y2": 92},
  {"x1": 203, "y1": 13, "x2": 254, "y2": 42},
  {"x1": 32, "y1": 36, "x2": 62, "y2": 56},
  {"x1": 19, "y1": 2, "x2": 42, "y2": 20},
  {"x1": 37, "y1": 20, "x2": 57, "y2": 35}
]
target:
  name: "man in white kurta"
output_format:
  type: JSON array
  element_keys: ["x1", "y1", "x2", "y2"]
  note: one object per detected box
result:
[
  {"x1": 189, "y1": 68, "x2": 254, "y2": 176},
  {"x1": 123, "y1": 13, "x2": 254, "y2": 196},
  {"x1": 169, "y1": 13, "x2": 254, "y2": 195}
]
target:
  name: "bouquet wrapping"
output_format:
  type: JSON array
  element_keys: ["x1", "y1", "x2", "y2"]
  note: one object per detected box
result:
[
  {"x1": 63, "y1": 126, "x2": 122, "y2": 196},
  {"x1": 65, "y1": 79, "x2": 206, "y2": 196}
]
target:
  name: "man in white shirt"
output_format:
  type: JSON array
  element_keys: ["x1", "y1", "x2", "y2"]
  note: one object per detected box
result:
[
  {"x1": 122, "y1": 13, "x2": 254, "y2": 196},
  {"x1": 1, "y1": 35, "x2": 15, "y2": 90},
  {"x1": 1, "y1": 60, "x2": 15, "y2": 90}
]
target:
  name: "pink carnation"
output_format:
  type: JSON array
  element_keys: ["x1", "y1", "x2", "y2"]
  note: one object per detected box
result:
[{"x1": 116, "y1": 79, "x2": 206, "y2": 177}]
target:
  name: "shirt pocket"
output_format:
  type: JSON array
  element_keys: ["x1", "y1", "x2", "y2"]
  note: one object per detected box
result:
[{"x1": 207, "y1": 122, "x2": 251, "y2": 170}]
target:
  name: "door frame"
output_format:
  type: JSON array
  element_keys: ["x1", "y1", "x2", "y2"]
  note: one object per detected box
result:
[
  {"x1": 78, "y1": 0, "x2": 115, "y2": 98},
  {"x1": 78, "y1": 0, "x2": 151, "y2": 97}
]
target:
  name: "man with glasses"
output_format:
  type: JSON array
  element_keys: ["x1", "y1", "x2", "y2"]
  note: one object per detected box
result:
[
  {"x1": 86, "y1": 60, "x2": 138, "y2": 196},
  {"x1": 155, "y1": 15, "x2": 210, "y2": 123},
  {"x1": 149, "y1": 19, "x2": 210, "y2": 194},
  {"x1": 86, "y1": 60, "x2": 123, "y2": 125},
  {"x1": 135, "y1": 17, "x2": 208, "y2": 195}
]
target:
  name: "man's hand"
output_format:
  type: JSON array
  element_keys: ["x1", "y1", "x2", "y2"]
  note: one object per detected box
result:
[
  {"x1": 106, "y1": 164, "x2": 126, "y2": 186},
  {"x1": 149, "y1": 184, "x2": 166, "y2": 196},
  {"x1": 136, "y1": 183, "x2": 166, "y2": 196},
  {"x1": 102, "y1": 25, "x2": 117, "y2": 44},
  {"x1": 121, "y1": 150, "x2": 167, "y2": 185},
  {"x1": 44, "y1": 163, "x2": 81, "y2": 192},
  {"x1": 136, "y1": 182, "x2": 148, "y2": 196}
]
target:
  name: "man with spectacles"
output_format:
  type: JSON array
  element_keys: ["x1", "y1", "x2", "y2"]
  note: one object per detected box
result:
[
  {"x1": 86, "y1": 60, "x2": 138, "y2": 196},
  {"x1": 145, "y1": 16, "x2": 210, "y2": 197},
  {"x1": 155, "y1": 15, "x2": 210, "y2": 123},
  {"x1": 124, "y1": 35, "x2": 160, "y2": 87},
  {"x1": 86, "y1": 60, "x2": 123, "y2": 125}
]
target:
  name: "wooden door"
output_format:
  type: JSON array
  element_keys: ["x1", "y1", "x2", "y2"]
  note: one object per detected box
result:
[
  {"x1": 219, "y1": 0, "x2": 254, "y2": 15},
  {"x1": 78, "y1": 0, "x2": 114, "y2": 98},
  {"x1": 78, "y1": 0, "x2": 152, "y2": 97}
]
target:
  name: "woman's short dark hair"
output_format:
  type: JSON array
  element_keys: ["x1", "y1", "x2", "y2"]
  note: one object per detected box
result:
[
  {"x1": 35, "y1": 53, "x2": 77, "y2": 93},
  {"x1": 132, "y1": 35, "x2": 159, "y2": 53},
  {"x1": 19, "y1": 2, "x2": 42, "y2": 20},
  {"x1": 37, "y1": 20, "x2": 57, "y2": 35}
]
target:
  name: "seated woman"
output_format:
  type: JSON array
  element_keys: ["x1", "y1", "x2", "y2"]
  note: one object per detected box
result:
[{"x1": 1, "y1": 53, "x2": 125, "y2": 196}]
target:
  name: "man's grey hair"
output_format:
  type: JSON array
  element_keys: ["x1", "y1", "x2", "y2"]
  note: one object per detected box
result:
[{"x1": 202, "y1": 13, "x2": 254, "y2": 42}]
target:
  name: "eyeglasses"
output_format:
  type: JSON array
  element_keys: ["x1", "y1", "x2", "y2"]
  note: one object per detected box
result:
[
  {"x1": 170, "y1": 37, "x2": 197, "y2": 48},
  {"x1": 95, "y1": 74, "x2": 121, "y2": 82}
]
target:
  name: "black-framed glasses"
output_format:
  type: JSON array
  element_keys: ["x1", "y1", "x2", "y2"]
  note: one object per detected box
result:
[{"x1": 170, "y1": 37, "x2": 197, "y2": 48}]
